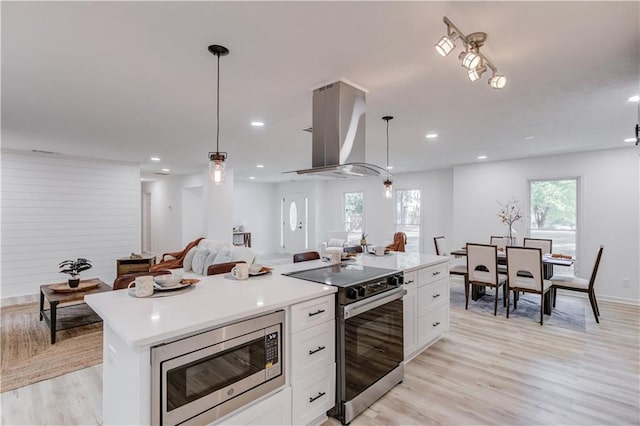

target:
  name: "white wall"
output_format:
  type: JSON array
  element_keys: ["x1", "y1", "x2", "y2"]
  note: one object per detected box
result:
[
  {"x1": 320, "y1": 169, "x2": 454, "y2": 254},
  {"x1": 233, "y1": 181, "x2": 278, "y2": 253},
  {"x1": 453, "y1": 147, "x2": 639, "y2": 302},
  {"x1": 1, "y1": 150, "x2": 140, "y2": 298}
]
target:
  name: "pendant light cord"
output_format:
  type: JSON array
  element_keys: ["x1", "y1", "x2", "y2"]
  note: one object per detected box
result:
[
  {"x1": 386, "y1": 119, "x2": 390, "y2": 169},
  {"x1": 216, "y1": 53, "x2": 220, "y2": 154}
]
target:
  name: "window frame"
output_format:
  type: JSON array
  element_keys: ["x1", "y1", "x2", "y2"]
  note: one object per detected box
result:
[
  {"x1": 343, "y1": 191, "x2": 364, "y2": 244},
  {"x1": 394, "y1": 187, "x2": 422, "y2": 253}
]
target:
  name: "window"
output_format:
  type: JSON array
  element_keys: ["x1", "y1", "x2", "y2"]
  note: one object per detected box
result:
[
  {"x1": 396, "y1": 189, "x2": 421, "y2": 253},
  {"x1": 344, "y1": 192, "x2": 364, "y2": 244},
  {"x1": 529, "y1": 178, "x2": 578, "y2": 273}
]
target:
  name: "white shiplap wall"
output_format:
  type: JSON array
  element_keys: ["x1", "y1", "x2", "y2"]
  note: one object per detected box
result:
[{"x1": 1, "y1": 150, "x2": 141, "y2": 299}]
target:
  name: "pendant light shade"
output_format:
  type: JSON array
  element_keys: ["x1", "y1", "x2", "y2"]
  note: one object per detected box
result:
[
  {"x1": 382, "y1": 116, "x2": 394, "y2": 199},
  {"x1": 207, "y1": 44, "x2": 229, "y2": 185}
]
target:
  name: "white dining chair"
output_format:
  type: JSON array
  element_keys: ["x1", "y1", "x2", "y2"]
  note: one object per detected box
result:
[
  {"x1": 523, "y1": 237, "x2": 552, "y2": 255},
  {"x1": 466, "y1": 243, "x2": 507, "y2": 315},
  {"x1": 505, "y1": 246, "x2": 553, "y2": 325},
  {"x1": 551, "y1": 245, "x2": 603, "y2": 323}
]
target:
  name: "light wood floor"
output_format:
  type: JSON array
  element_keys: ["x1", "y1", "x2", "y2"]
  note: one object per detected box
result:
[{"x1": 2, "y1": 296, "x2": 638, "y2": 425}]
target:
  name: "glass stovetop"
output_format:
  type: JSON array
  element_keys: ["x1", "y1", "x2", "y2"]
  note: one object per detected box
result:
[{"x1": 284, "y1": 264, "x2": 397, "y2": 287}]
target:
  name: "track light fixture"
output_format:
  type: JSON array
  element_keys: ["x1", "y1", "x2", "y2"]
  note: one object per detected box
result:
[
  {"x1": 207, "y1": 44, "x2": 230, "y2": 185},
  {"x1": 435, "y1": 16, "x2": 506, "y2": 89}
]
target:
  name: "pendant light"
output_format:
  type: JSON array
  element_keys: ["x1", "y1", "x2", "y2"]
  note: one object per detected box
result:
[
  {"x1": 382, "y1": 116, "x2": 394, "y2": 199},
  {"x1": 208, "y1": 44, "x2": 230, "y2": 185}
]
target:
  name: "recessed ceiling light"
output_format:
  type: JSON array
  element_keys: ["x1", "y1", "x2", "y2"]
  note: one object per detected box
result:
[
  {"x1": 162, "y1": 168, "x2": 170, "y2": 172},
  {"x1": 627, "y1": 95, "x2": 639, "y2": 102},
  {"x1": 256, "y1": 164, "x2": 265, "y2": 168},
  {"x1": 249, "y1": 176, "x2": 256, "y2": 180},
  {"x1": 425, "y1": 133, "x2": 438, "y2": 139},
  {"x1": 624, "y1": 138, "x2": 636, "y2": 143},
  {"x1": 386, "y1": 166, "x2": 394, "y2": 170},
  {"x1": 140, "y1": 178, "x2": 145, "y2": 182},
  {"x1": 523, "y1": 135, "x2": 536, "y2": 140},
  {"x1": 251, "y1": 121, "x2": 264, "y2": 127},
  {"x1": 150, "y1": 157, "x2": 161, "y2": 161},
  {"x1": 477, "y1": 155, "x2": 487, "y2": 160}
]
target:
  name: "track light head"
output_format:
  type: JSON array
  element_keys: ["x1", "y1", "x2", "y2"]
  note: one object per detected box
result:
[
  {"x1": 468, "y1": 65, "x2": 487, "y2": 82},
  {"x1": 461, "y1": 51, "x2": 481, "y2": 69},
  {"x1": 488, "y1": 74, "x2": 507, "y2": 89}
]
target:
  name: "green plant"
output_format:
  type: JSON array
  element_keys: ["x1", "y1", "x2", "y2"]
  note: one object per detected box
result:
[
  {"x1": 361, "y1": 232, "x2": 368, "y2": 240},
  {"x1": 59, "y1": 258, "x2": 92, "y2": 278}
]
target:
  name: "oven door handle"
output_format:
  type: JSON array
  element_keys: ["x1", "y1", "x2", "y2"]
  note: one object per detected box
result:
[{"x1": 343, "y1": 287, "x2": 407, "y2": 319}]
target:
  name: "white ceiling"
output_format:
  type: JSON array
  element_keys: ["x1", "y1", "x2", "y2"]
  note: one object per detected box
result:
[{"x1": 2, "y1": 1, "x2": 639, "y2": 182}]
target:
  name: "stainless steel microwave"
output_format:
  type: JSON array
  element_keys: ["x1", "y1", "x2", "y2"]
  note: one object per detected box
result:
[{"x1": 151, "y1": 310, "x2": 285, "y2": 425}]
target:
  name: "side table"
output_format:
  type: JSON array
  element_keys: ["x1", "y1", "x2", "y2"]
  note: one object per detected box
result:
[
  {"x1": 116, "y1": 255, "x2": 156, "y2": 277},
  {"x1": 39, "y1": 278, "x2": 111, "y2": 344}
]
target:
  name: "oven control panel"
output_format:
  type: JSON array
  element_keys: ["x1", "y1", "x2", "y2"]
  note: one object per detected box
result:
[{"x1": 340, "y1": 272, "x2": 403, "y2": 305}]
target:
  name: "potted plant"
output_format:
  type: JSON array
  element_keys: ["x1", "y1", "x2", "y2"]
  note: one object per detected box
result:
[
  {"x1": 360, "y1": 232, "x2": 369, "y2": 246},
  {"x1": 59, "y1": 258, "x2": 92, "y2": 288}
]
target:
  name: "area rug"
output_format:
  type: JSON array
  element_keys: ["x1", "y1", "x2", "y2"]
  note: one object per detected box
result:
[
  {"x1": 450, "y1": 284, "x2": 587, "y2": 332},
  {"x1": 0, "y1": 302, "x2": 103, "y2": 393}
]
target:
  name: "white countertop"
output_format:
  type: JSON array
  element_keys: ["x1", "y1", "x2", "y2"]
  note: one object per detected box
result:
[{"x1": 86, "y1": 251, "x2": 447, "y2": 348}]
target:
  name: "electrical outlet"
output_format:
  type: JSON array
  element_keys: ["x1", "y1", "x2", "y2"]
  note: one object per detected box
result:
[{"x1": 623, "y1": 278, "x2": 630, "y2": 288}]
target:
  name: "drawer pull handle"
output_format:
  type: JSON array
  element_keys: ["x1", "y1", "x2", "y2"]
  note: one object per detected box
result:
[
  {"x1": 432, "y1": 321, "x2": 441, "y2": 327},
  {"x1": 432, "y1": 271, "x2": 441, "y2": 276},
  {"x1": 309, "y1": 392, "x2": 326, "y2": 403},
  {"x1": 432, "y1": 293, "x2": 441, "y2": 299},
  {"x1": 309, "y1": 346, "x2": 326, "y2": 355},
  {"x1": 308, "y1": 309, "x2": 325, "y2": 317}
]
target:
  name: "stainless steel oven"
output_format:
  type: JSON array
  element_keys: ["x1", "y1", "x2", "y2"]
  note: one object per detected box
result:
[
  {"x1": 151, "y1": 310, "x2": 285, "y2": 425},
  {"x1": 337, "y1": 285, "x2": 405, "y2": 424}
]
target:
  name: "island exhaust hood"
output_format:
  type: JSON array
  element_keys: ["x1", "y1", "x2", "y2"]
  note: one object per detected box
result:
[{"x1": 290, "y1": 79, "x2": 390, "y2": 179}]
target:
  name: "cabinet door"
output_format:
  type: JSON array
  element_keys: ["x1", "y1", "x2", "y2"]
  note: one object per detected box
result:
[{"x1": 403, "y1": 286, "x2": 418, "y2": 360}]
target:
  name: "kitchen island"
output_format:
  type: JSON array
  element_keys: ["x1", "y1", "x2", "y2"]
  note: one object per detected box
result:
[{"x1": 86, "y1": 252, "x2": 448, "y2": 425}]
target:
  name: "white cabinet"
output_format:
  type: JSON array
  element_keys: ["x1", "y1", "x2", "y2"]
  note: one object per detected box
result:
[
  {"x1": 289, "y1": 295, "x2": 336, "y2": 425},
  {"x1": 403, "y1": 271, "x2": 418, "y2": 359},
  {"x1": 218, "y1": 387, "x2": 292, "y2": 426},
  {"x1": 404, "y1": 261, "x2": 449, "y2": 362}
]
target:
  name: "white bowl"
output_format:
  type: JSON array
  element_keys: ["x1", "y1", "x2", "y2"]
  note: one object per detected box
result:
[{"x1": 154, "y1": 275, "x2": 182, "y2": 288}]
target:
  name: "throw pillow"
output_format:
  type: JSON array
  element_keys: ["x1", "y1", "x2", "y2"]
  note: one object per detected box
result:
[
  {"x1": 182, "y1": 246, "x2": 199, "y2": 272},
  {"x1": 328, "y1": 238, "x2": 345, "y2": 247},
  {"x1": 212, "y1": 246, "x2": 232, "y2": 264},
  {"x1": 191, "y1": 248, "x2": 210, "y2": 275},
  {"x1": 203, "y1": 250, "x2": 219, "y2": 275}
]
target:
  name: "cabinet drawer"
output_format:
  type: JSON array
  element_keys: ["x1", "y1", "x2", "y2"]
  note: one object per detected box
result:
[
  {"x1": 417, "y1": 279, "x2": 449, "y2": 317},
  {"x1": 291, "y1": 320, "x2": 335, "y2": 383},
  {"x1": 291, "y1": 363, "x2": 336, "y2": 426},
  {"x1": 418, "y1": 304, "x2": 449, "y2": 348},
  {"x1": 117, "y1": 263, "x2": 151, "y2": 276},
  {"x1": 403, "y1": 270, "x2": 417, "y2": 291},
  {"x1": 290, "y1": 295, "x2": 335, "y2": 334},
  {"x1": 418, "y1": 263, "x2": 449, "y2": 287}
]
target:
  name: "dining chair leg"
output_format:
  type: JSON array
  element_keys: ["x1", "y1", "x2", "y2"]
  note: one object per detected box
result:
[
  {"x1": 506, "y1": 288, "x2": 511, "y2": 318},
  {"x1": 493, "y1": 288, "x2": 498, "y2": 316},
  {"x1": 464, "y1": 275, "x2": 469, "y2": 310},
  {"x1": 588, "y1": 291, "x2": 600, "y2": 323},
  {"x1": 540, "y1": 293, "x2": 544, "y2": 325},
  {"x1": 591, "y1": 290, "x2": 600, "y2": 317},
  {"x1": 513, "y1": 290, "x2": 518, "y2": 310},
  {"x1": 552, "y1": 287, "x2": 557, "y2": 308},
  {"x1": 502, "y1": 283, "x2": 507, "y2": 308}
]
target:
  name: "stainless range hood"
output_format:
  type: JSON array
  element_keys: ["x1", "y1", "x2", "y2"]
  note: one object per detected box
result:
[{"x1": 290, "y1": 79, "x2": 390, "y2": 179}]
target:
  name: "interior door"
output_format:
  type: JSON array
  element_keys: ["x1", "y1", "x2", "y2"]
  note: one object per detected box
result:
[{"x1": 282, "y1": 193, "x2": 307, "y2": 254}]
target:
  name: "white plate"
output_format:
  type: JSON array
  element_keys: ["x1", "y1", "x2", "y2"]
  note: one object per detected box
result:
[
  {"x1": 153, "y1": 282, "x2": 193, "y2": 291},
  {"x1": 249, "y1": 269, "x2": 271, "y2": 276}
]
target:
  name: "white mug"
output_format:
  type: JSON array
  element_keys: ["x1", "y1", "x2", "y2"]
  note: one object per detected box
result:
[
  {"x1": 231, "y1": 263, "x2": 249, "y2": 280},
  {"x1": 375, "y1": 245, "x2": 386, "y2": 256},
  {"x1": 128, "y1": 275, "x2": 154, "y2": 297},
  {"x1": 329, "y1": 251, "x2": 341, "y2": 265}
]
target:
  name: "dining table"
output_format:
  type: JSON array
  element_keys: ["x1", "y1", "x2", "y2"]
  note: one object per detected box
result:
[{"x1": 450, "y1": 248, "x2": 575, "y2": 314}]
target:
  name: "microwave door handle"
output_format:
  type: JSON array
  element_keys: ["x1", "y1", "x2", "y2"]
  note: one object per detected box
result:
[{"x1": 343, "y1": 287, "x2": 406, "y2": 319}]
